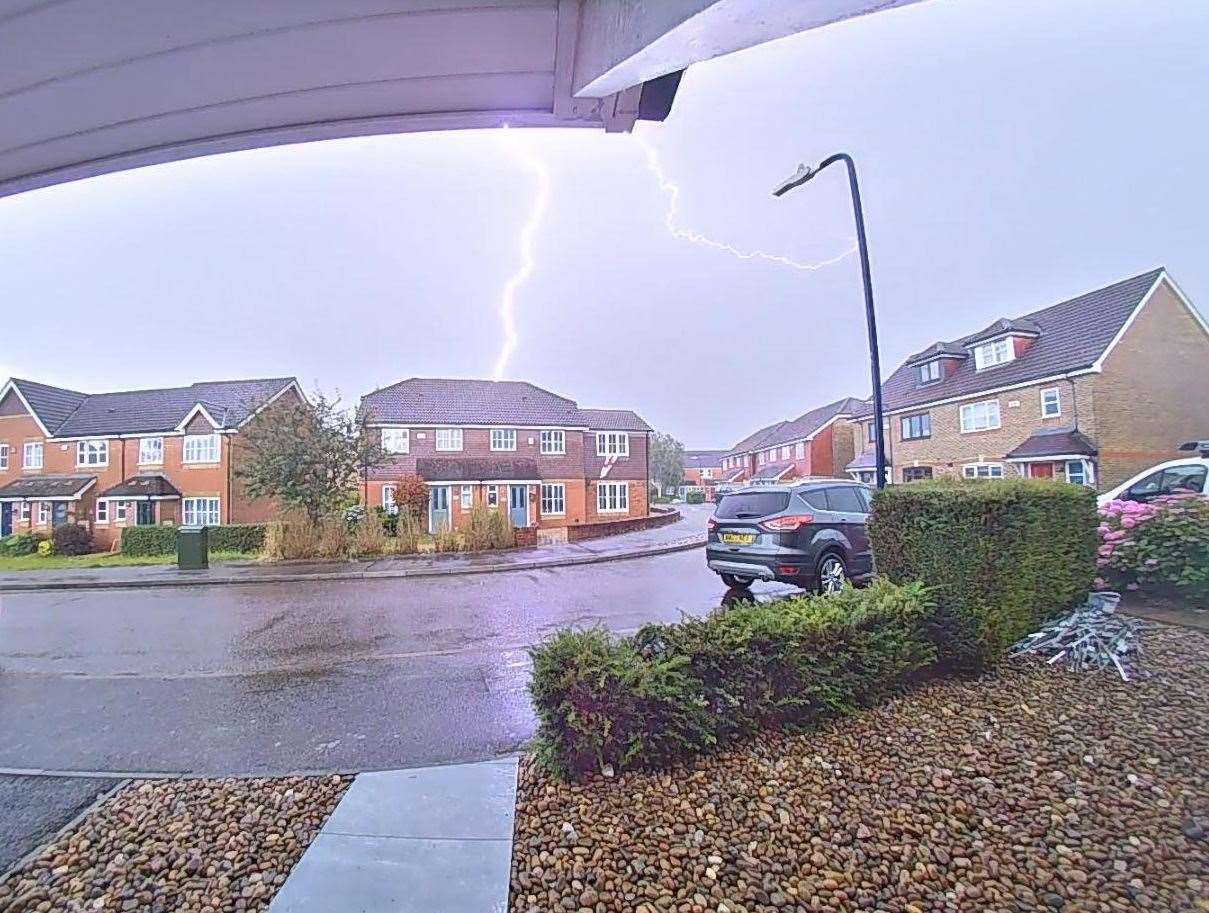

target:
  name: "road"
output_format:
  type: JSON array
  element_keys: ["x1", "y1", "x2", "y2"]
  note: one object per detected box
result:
[{"x1": 0, "y1": 510, "x2": 796, "y2": 775}]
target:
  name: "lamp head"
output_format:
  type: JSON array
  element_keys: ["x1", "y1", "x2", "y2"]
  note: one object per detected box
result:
[{"x1": 772, "y1": 163, "x2": 818, "y2": 197}]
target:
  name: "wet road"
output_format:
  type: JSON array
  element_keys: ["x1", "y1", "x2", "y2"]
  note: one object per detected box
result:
[{"x1": 0, "y1": 520, "x2": 797, "y2": 775}]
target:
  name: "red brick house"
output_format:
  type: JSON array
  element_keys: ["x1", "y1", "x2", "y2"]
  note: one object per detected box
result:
[
  {"x1": 0, "y1": 377, "x2": 303, "y2": 548},
  {"x1": 720, "y1": 397, "x2": 863, "y2": 486},
  {"x1": 360, "y1": 378, "x2": 651, "y2": 535},
  {"x1": 680, "y1": 449, "x2": 727, "y2": 499}
]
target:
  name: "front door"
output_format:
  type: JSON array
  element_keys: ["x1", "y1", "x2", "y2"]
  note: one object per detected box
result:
[
  {"x1": 428, "y1": 486, "x2": 450, "y2": 533},
  {"x1": 508, "y1": 485, "x2": 528, "y2": 528},
  {"x1": 1030, "y1": 463, "x2": 1054, "y2": 479},
  {"x1": 137, "y1": 501, "x2": 155, "y2": 526},
  {"x1": 51, "y1": 502, "x2": 68, "y2": 526},
  {"x1": 0, "y1": 503, "x2": 10, "y2": 537}
]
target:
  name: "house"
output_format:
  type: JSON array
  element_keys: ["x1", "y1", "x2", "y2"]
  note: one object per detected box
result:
[
  {"x1": 680, "y1": 449, "x2": 728, "y2": 499},
  {"x1": 844, "y1": 268, "x2": 1209, "y2": 489},
  {"x1": 720, "y1": 397, "x2": 863, "y2": 486},
  {"x1": 0, "y1": 377, "x2": 303, "y2": 547},
  {"x1": 360, "y1": 378, "x2": 652, "y2": 534}
]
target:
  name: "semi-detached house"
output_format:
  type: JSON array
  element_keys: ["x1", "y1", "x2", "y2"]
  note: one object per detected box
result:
[
  {"x1": 0, "y1": 376, "x2": 303, "y2": 547},
  {"x1": 360, "y1": 378, "x2": 651, "y2": 535},
  {"x1": 718, "y1": 397, "x2": 863, "y2": 487},
  {"x1": 845, "y1": 268, "x2": 1209, "y2": 489}
]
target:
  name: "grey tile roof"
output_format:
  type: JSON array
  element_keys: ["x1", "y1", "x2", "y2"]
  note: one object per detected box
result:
[
  {"x1": 906, "y1": 341, "x2": 969, "y2": 364},
  {"x1": 880, "y1": 269, "x2": 1165, "y2": 413},
  {"x1": 727, "y1": 397, "x2": 863, "y2": 456},
  {"x1": 726, "y1": 420, "x2": 790, "y2": 459},
  {"x1": 97, "y1": 475, "x2": 183, "y2": 499},
  {"x1": 5, "y1": 377, "x2": 296, "y2": 437},
  {"x1": 845, "y1": 451, "x2": 877, "y2": 470},
  {"x1": 0, "y1": 474, "x2": 96, "y2": 501},
  {"x1": 750, "y1": 460, "x2": 794, "y2": 481},
  {"x1": 415, "y1": 457, "x2": 540, "y2": 482},
  {"x1": 361, "y1": 378, "x2": 650, "y2": 431},
  {"x1": 684, "y1": 450, "x2": 727, "y2": 469},
  {"x1": 1004, "y1": 428, "x2": 1097, "y2": 459}
]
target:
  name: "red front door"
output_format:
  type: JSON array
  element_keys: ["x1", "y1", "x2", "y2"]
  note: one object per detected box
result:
[{"x1": 1030, "y1": 462, "x2": 1054, "y2": 479}]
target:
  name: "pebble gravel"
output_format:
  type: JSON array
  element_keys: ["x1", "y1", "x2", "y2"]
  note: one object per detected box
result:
[
  {"x1": 511, "y1": 623, "x2": 1209, "y2": 913},
  {"x1": 0, "y1": 775, "x2": 348, "y2": 913}
]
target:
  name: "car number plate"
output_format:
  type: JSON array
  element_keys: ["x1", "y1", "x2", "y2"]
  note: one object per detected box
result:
[{"x1": 720, "y1": 532, "x2": 755, "y2": 545}]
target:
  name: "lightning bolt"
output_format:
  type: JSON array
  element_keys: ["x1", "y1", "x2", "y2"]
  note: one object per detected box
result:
[
  {"x1": 492, "y1": 128, "x2": 551, "y2": 381},
  {"x1": 634, "y1": 133, "x2": 858, "y2": 271}
]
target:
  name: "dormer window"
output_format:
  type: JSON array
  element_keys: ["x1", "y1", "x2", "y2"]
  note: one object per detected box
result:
[
  {"x1": 918, "y1": 360, "x2": 942, "y2": 384},
  {"x1": 973, "y1": 337, "x2": 1013, "y2": 371}
]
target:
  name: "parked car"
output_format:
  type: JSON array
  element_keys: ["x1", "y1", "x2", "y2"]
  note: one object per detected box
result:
[
  {"x1": 1097, "y1": 441, "x2": 1209, "y2": 506},
  {"x1": 706, "y1": 480, "x2": 875, "y2": 593}
]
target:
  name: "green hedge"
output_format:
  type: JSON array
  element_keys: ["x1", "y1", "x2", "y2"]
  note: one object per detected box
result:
[
  {"x1": 867, "y1": 479, "x2": 1097, "y2": 670},
  {"x1": 121, "y1": 523, "x2": 266, "y2": 556},
  {"x1": 529, "y1": 580, "x2": 936, "y2": 777},
  {"x1": 684, "y1": 490, "x2": 705, "y2": 504}
]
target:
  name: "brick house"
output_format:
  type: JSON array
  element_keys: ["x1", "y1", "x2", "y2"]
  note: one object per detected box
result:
[
  {"x1": 844, "y1": 268, "x2": 1209, "y2": 489},
  {"x1": 360, "y1": 378, "x2": 651, "y2": 534},
  {"x1": 680, "y1": 450, "x2": 727, "y2": 499},
  {"x1": 720, "y1": 397, "x2": 863, "y2": 486},
  {"x1": 0, "y1": 377, "x2": 303, "y2": 547}
]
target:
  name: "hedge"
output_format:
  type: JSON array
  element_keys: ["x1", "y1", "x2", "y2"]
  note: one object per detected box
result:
[
  {"x1": 529, "y1": 580, "x2": 936, "y2": 777},
  {"x1": 121, "y1": 523, "x2": 267, "y2": 556},
  {"x1": 685, "y1": 490, "x2": 706, "y2": 504},
  {"x1": 867, "y1": 479, "x2": 1097, "y2": 670}
]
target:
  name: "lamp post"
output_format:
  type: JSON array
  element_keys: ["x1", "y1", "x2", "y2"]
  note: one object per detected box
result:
[{"x1": 773, "y1": 153, "x2": 888, "y2": 489}]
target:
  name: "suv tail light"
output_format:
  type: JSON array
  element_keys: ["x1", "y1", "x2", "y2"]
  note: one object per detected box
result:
[
  {"x1": 707, "y1": 517, "x2": 717, "y2": 532},
  {"x1": 760, "y1": 514, "x2": 814, "y2": 532}
]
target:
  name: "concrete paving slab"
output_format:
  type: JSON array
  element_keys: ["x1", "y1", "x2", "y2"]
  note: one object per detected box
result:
[{"x1": 323, "y1": 760, "x2": 517, "y2": 840}]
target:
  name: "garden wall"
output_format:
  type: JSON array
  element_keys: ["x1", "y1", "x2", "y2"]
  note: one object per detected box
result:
[{"x1": 564, "y1": 506, "x2": 680, "y2": 543}]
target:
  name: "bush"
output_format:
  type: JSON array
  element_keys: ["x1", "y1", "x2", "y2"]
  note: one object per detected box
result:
[
  {"x1": 685, "y1": 490, "x2": 705, "y2": 504},
  {"x1": 1097, "y1": 495, "x2": 1209, "y2": 599},
  {"x1": 208, "y1": 524, "x2": 266, "y2": 554},
  {"x1": 37, "y1": 539, "x2": 54, "y2": 556},
  {"x1": 122, "y1": 524, "x2": 265, "y2": 556},
  {"x1": 351, "y1": 511, "x2": 388, "y2": 557},
  {"x1": 433, "y1": 525, "x2": 461, "y2": 553},
  {"x1": 121, "y1": 526, "x2": 177, "y2": 556},
  {"x1": 487, "y1": 508, "x2": 515, "y2": 549},
  {"x1": 0, "y1": 532, "x2": 39, "y2": 556},
  {"x1": 463, "y1": 504, "x2": 493, "y2": 551},
  {"x1": 52, "y1": 523, "x2": 92, "y2": 556},
  {"x1": 395, "y1": 475, "x2": 429, "y2": 522},
  {"x1": 868, "y1": 479, "x2": 1097, "y2": 670},
  {"x1": 529, "y1": 580, "x2": 936, "y2": 777},
  {"x1": 389, "y1": 514, "x2": 422, "y2": 554},
  {"x1": 374, "y1": 506, "x2": 399, "y2": 537}
]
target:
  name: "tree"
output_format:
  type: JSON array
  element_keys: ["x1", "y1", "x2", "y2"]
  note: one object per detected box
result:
[
  {"x1": 236, "y1": 390, "x2": 388, "y2": 524},
  {"x1": 394, "y1": 474, "x2": 429, "y2": 522},
  {"x1": 649, "y1": 431, "x2": 686, "y2": 495}
]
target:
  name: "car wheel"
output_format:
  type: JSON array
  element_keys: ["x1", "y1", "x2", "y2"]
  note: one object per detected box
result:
[
  {"x1": 816, "y1": 553, "x2": 847, "y2": 595},
  {"x1": 720, "y1": 573, "x2": 754, "y2": 589}
]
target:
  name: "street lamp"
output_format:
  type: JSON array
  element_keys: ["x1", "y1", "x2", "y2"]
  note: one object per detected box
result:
[{"x1": 773, "y1": 153, "x2": 888, "y2": 489}]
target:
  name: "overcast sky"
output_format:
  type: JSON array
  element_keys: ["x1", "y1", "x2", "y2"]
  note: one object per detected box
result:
[{"x1": 2, "y1": 0, "x2": 1207, "y2": 449}]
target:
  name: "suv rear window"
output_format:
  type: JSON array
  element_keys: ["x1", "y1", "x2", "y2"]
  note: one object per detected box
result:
[{"x1": 715, "y1": 491, "x2": 791, "y2": 519}]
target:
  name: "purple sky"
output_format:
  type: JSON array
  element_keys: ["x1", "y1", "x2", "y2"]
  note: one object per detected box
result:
[{"x1": 2, "y1": 0, "x2": 1206, "y2": 449}]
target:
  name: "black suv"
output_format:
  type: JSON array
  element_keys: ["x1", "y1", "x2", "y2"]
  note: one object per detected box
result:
[{"x1": 706, "y1": 480, "x2": 875, "y2": 593}]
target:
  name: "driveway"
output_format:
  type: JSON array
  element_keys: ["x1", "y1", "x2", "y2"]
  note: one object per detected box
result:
[{"x1": 0, "y1": 506, "x2": 797, "y2": 775}]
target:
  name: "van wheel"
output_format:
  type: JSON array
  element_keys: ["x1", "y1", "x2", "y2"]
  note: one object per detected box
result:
[
  {"x1": 720, "y1": 573, "x2": 754, "y2": 589},
  {"x1": 816, "y1": 553, "x2": 847, "y2": 595}
]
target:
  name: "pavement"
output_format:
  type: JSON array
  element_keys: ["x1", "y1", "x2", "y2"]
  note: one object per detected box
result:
[
  {"x1": 0, "y1": 774, "x2": 121, "y2": 874},
  {"x1": 0, "y1": 507, "x2": 704, "y2": 592}
]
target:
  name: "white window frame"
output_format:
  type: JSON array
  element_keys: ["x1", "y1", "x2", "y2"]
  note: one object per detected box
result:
[
  {"x1": 37, "y1": 501, "x2": 48, "y2": 525},
  {"x1": 795, "y1": 442, "x2": 805, "y2": 460},
  {"x1": 486, "y1": 485, "x2": 498, "y2": 507},
  {"x1": 779, "y1": 446, "x2": 790, "y2": 460},
  {"x1": 757, "y1": 452, "x2": 765, "y2": 465},
  {"x1": 597, "y1": 481, "x2": 629, "y2": 514},
  {"x1": 1040, "y1": 387, "x2": 1061, "y2": 419},
  {"x1": 138, "y1": 437, "x2": 164, "y2": 465},
  {"x1": 114, "y1": 501, "x2": 128, "y2": 523},
  {"x1": 595, "y1": 432, "x2": 629, "y2": 458},
  {"x1": 490, "y1": 429, "x2": 517, "y2": 452},
  {"x1": 381, "y1": 428, "x2": 410, "y2": 454},
  {"x1": 19, "y1": 502, "x2": 30, "y2": 522},
  {"x1": 959, "y1": 399, "x2": 1001, "y2": 433},
  {"x1": 540, "y1": 483, "x2": 566, "y2": 515},
  {"x1": 382, "y1": 485, "x2": 397, "y2": 513},
  {"x1": 76, "y1": 439, "x2": 109, "y2": 467},
  {"x1": 183, "y1": 433, "x2": 221, "y2": 464},
  {"x1": 962, "y1": 462, "x2": 1004, "y2": 479},
  {"x1": 23, "y1": 442, "x2": 43, "y2": 469},
  {"x1": 0, "y1": 443, "x2": 8, "y2": 470},
  {"x1": 182, "y1": 497, "x2": 221, "y2": 526},
  {"x1": 96, "y1": 500, "x2": 110, "y2": 523},
  {"x1": 1065, "y1": 459, "x2": 1094, "y2": 487},
  {"x1": 701, "y1": 468, "x2": 713, "y2": 479},
  {"x1": 973, "y1": 337, "x2": 1013, "y2": 371},
  {"x1": 539, "y1": 430, "x2": 565, "y2": 455},
  {"x1": 460, "y1": 485, "x2": 472, "y2": 509},
  {"x1": 435, "y1": 428, "x2": 463, "y2": 452},
  {"x1": 919, "y1": 360, "x2": 942, "y2": 383}
]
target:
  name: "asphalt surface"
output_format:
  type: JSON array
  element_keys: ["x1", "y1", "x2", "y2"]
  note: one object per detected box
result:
[
  {"x1": 0, "y1": 506, "x2": 799, "y2": 776},
  {"x1": 0, "y1": 775, "x2": 120, "y2": 874}
]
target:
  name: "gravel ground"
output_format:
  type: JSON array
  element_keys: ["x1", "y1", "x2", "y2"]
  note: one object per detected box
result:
[
  {"x1": 0, "y1": 775, "x2": 349, "y2": 913},
  {"x1": 511, "y1": 623, "x2": 1209, "y2": 913}
]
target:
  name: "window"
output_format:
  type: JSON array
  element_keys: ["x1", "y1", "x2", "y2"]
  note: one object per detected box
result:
[
  {"x1": 382, "y1": 485, "x2": 397, "y2": 513},
  {"x1": 903, "y1": 466, "x2": 933, "y2": 483},
  {"x1": 919, "y1": 360, "x2": 942, "y2": 383},
  {"x1": 596, "y1": 432, "x2": 629, "y2": 457},
  {"x1": 900, "y1": 414, "x2": 931, "y2": 441},
  {"x1": 435, "y1": 428, "x2": 463, "y2": 451},
  {"x1": 23, "y1": 442, "x2": 43, "y2": 469},
  {"x1": 973, "y1": 337, "x2": 1013, "y2": 371},
  {"x1": 0, "y1": 443, "x2": 8, "y2": 470},
  {"x1": 597, "y1": 481, "x2": 629, "y2": 513},
  {"x1": 76, "y1": 439, "x2": 109, "y2": 466},
  {"x1": 183, "y1": 433, "x2": 220, "y2": 463},
  {"x1": 96, "y1": 500, "x2": 109, "y2": 523},
  {"x1": 114, "y1": 501, "x2": 128, "y2": 523},
  {"x1": 381, "y1": 428, "x2": 409, "y2": 454},
  {"x1": 962, "y1": 463, "x2": 1004, "y2": 479},
  {"x1": 490, "y1": 429, "x2": 516, "y2": 451},
  {"x1": 701, "y1": 468, "x2": 713, "y2": 479},
  {"x1": 1040, "y1": 388, "x2": 1061, "y2": 418},
  {"x1": 486, "y1": 486, "x2": 498, "y2": 507},
  {"x1": 540, "y1": 430, "x2": 565, "y2": 455},
  {"x1": 777, "y1": 446, "x2": 788, "y2": 460},
  {"x1": 37, "y1": 501, "x2": 48, "y2": 525},
  {"x1": 960, "y1": 400, "x2": 1001, "y2": 433},
  {"x1": 757, "y1": 452, "x2": 765, "y2": 465},
  {"x1": 826, "y1": 485, "x2": 866, "y2": 513},
  {"x1": 19, "y1": 502, "x2": 30, "y2": 522},
  {"x1": 541, "y1": 483, "x2": 566, "y2": 515},
  {"x1": 1128, "y1": 464, "x2": 1208, "y2": 500},
  {"x1": 182, "y1": 497, "x2": 221, "y2": 526},
  {"x1": 795, "y1": 442, "x2": 805, "y2": 460},
  {"x1": 460, "y1": 485, "x2": 472, "y2": 509},
  {"x1": 1065, "y1": 460, "x2": 1087, "y2": 486},
  {"x1": 138, "y1": 437, "x2": 164, "y2": 465}
]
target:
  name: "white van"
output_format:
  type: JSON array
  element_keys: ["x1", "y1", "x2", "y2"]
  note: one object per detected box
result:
[{"x1": 1097, "y1": 441, "x2": 1209, "y2": 507}]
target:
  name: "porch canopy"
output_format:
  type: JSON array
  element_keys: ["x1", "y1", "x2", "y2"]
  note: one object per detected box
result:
[
  {"x1": 415, "y1": 457, "x2": 539, "y2": 485},
  {"x1": 0, "y1": 0, "x2": 922, "y2": 199},
  {"x1": 95, "y1": 475, "x2": 182, "y2": 502},
  {"x1": 749, "y1": 460, "x2": 794, "y2": 482},
  {"x1": 0, "y1": 475, "x2": 96, "y2": 502},
  {"x1": 1004, "y1": 428, "x2": 1097, "y2": 463}
]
